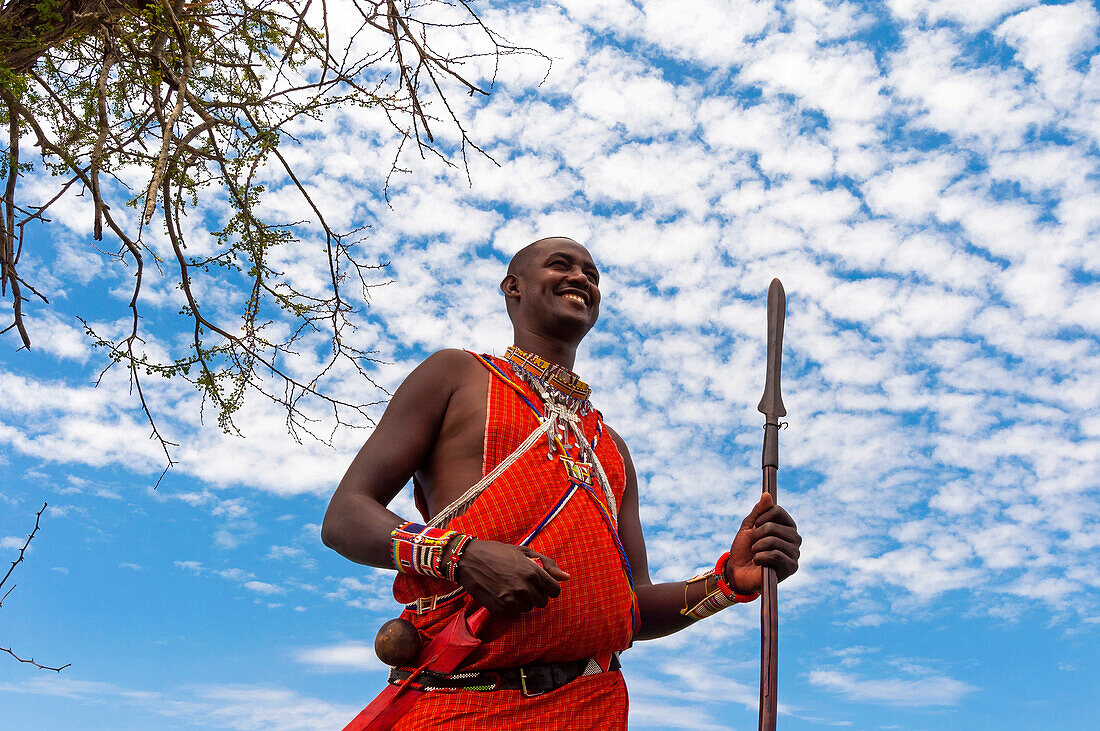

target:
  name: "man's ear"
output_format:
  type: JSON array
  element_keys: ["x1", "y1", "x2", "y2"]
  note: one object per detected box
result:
[{"x1": 500, "y1": 273, "x2": 521, "y2": 301}]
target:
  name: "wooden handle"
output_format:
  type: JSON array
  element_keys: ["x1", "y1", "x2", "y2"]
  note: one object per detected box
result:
[{"x1": 759, "y1": 465, "x2": 779, "y2": 731}]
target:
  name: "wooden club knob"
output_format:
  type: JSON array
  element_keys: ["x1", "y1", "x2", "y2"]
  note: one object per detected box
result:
[{"x1": 374, "y1": 618, "x2": 422, "y2": 667}]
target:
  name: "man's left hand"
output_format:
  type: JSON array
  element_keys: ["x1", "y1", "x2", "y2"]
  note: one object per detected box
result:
[{"x1": 726, "y1": 492, "x2": 801, "y2": 595}]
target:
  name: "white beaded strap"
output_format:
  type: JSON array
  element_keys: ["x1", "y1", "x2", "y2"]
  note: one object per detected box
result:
[
  {"x1": 567, "y1": 419, "x2": 618, "y2": 522},
  {"x1": 525, "y1": 373, "x2": 618, "y2": 523},
  {"x1": 428, "y1": 417, "x2": 554, "y2": 529}
]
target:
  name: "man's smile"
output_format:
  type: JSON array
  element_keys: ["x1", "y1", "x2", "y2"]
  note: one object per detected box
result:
[{"x1": 560, "y1": 292, "x2": 588, "y2": 306}]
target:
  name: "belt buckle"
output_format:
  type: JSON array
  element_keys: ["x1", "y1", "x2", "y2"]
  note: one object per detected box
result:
[
  {"x1": 416, "y1": 595, "x2": 437, "y2": 613},
  {"x1": 519, "y1": 667, "x2": 545, "y2": 698}
]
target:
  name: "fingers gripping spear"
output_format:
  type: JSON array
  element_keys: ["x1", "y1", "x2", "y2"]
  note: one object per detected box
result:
[{"x1": 757, "y1": 278, "x2": 786, "y2": 731}]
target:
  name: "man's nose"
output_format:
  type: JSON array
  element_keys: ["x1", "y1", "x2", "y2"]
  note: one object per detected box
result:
[{"x1": 564, "y1": 267, "x2": 589, "y2": 285}]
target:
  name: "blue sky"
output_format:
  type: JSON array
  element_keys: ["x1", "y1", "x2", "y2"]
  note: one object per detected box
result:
[{"x1": 2, "y1": 0, "x2": 1099, "y2": 728}]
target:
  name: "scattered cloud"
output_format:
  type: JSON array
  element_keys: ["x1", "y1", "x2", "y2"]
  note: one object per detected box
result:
[
  {"x1": 243, "y1": 581, "x2": 285, "y2": 595},
  {"x1": 1, "y1": 536, "x2": 26, "y2": 550},
  {"x1": 0, "y1": 676, "x2": 357, "y2": 731},
  {"x1": 810, "y1": 668, "x2": 978, "y2": 707},
  {"x1": 293, "y1": 642, "x2": 386, "y2": 673}
]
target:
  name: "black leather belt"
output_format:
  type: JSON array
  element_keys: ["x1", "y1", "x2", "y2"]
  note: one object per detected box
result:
[{"x1": 388, "y1": 654, "x2": 621, "y2": 697}]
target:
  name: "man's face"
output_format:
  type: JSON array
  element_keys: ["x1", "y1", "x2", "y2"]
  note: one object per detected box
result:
[{"x1": 508, "y1": 239, "x2": 602, "y2": 341}]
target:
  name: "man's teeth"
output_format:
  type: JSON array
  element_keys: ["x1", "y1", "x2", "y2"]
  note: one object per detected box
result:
[{"x1": 562, "y1": 294, "x2": 585, "y2": 304}]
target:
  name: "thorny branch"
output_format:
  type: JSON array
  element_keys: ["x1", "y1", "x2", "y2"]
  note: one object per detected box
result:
[
  {"x1": 0, "y1": 0, "x2": 550, "y2": 476},
  {"x1": 2, "y1": 646, "x2": 71, "y2": 671},
  {"x1": 0, "y1": 503, "x2": 70, "y2": 672}
]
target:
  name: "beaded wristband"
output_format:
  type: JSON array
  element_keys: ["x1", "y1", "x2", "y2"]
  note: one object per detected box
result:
[
  {"x1": 443, "y1": 534, "x2": 474, "y2": 582},
  {"x1": 390, "y1": 522, "x2": 461, "y2": 580},
  {"x1": 680, "y1": 551, "x2": 760, "y2": 620}
]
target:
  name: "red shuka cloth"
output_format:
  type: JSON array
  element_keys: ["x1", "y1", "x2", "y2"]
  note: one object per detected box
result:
[{"x1": 390, "y1": 354, "x2": 634, "y2": 729}]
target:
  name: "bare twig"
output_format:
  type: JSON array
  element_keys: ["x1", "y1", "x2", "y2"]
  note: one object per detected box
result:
[
  {"x1": 1, "y1": 646, "x2": 71, "y2": 672},
  {"x1": 0, "y1": 502, "x2": 46, "y2": 598},
  {"x1": 0, "y1": 502, "x2": 69, "y2": 671}
]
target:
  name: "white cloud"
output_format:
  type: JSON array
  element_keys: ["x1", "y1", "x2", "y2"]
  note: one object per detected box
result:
[
  {"x1": 267, "y1": 545, "x2": 306, "y2": 560},
  {"x1": 810, "y1": 668, "x2": 978, "y2": 706},
  {"x1": 742, "y1": 41, "x2": 887, "y2": 125},
  {"x1": 0, "y1": 676, "x2": 357, "y2": 731},
  {"x1": 889, "y1": 28, "x2": 1043, "y2": 148},
  {"x1": 997, "y1": 2, "x2": 1100, "y2": 104},
  {"x1": 636, "y1": 0, "x2": 779, "y2": 68},
  {"x1": 6, "y1": 310, "x2": 91, "y2": 362},
  {"x1": 243, "y1": 581, "x2": 285, "y2": 595},
  {"x1": 1, "y1": 535, "x2": 25, "y2": 550},
  {"x1": 887, "y1": 0, "x2": 1039, "y2": 31},
  {"x1": 294, "y1": 642, "x2": 386, "y2": 673},
  {"x1": 195, "y1": 685, "x2": 358, "y2": 731},
  {"x1": 864, "y1": 156, "x2": 962, "y2": 221}
]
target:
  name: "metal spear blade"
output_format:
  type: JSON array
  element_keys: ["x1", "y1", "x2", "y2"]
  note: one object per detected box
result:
[{"x1": 757, "y1": 278, "x2": 787, "y2": 420}]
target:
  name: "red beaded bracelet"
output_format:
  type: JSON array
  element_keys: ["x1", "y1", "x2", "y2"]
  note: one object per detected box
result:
[
  {"x1": 390, "y1": 522, "x2": 462, "y2": 579},
  {"x1": 680, "y1": 552, "x2": 759, "y2": 620}
]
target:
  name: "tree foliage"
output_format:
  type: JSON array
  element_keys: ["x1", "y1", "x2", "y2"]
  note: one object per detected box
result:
[{"x1": 0, "y1": 0, "x2": 539, "y2": 472}]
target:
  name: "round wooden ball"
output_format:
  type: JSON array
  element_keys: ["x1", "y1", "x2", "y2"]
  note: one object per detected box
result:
[{"x1": 374, "y1": 618, "x2": 422, "y2": 667}]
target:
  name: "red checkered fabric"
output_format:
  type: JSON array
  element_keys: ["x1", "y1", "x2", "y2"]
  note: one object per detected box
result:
[{"x1": 389, "y1": 354, "x2": 634, "y2": 725}]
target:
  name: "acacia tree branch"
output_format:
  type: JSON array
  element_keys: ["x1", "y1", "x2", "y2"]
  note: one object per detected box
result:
[
  {"x1": 1, "y1": 646, "x2": 71, "y2": 672},
  {"x1": 0, "y1": 503, "x2": 69, "y2": 671},
  {"x1": 90, "y1": 29, "x2": 116, "y2": 241},
  {"x1": 0, "y1": 86, "x2": 181, "y2": 472},
  {"x1": 1, "y1": 0, "x2": 546, "y2": 473},
  {"x1": 0, "y1": 502, "x2": 45, "y2": 597},
  {"x1": 142, "y1": 0, "x2": 189, "y2": 225},
  {"x1": 0, "y1": 91, "x2": 31, "y2": 348},
  {"x1": 1, "y1": 88, "x2": 139, "y2": 251}
]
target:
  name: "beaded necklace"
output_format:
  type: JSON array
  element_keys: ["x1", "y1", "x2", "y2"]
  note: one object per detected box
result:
[
  {"x1": 499, "y1": 346, "x2": 617, "y2": 520},
  {"x1": 504, "y1": 345, "x2": 592, "y2": 414}
]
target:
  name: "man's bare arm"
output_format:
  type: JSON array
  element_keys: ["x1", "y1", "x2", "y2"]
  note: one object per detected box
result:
[
  {"x1": 612, "y1": 427, "x2": 701, "y2": 640},
  {"x1": 610, "y1": 428, "x2": 801, "y2": 641},
  {"x1": 321, "y1": 349, "x2": 466, "y2": 567}
]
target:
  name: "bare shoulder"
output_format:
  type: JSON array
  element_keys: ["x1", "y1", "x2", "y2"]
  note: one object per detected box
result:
[
  {"x1": 417, "y1": 347, "x2": 481, "y2": 373},
  {"x1": 401, "y1": 348, "x2": 482, "y2": 391},
  {"x1": 602, "y1": 423, "x2": 640, "y2": 486},
  {"x1": 602, "y1": 423, "x2": 633, "y2": 460},
  {"x1": 371, "y1": 349, "x2": 482, "y2": 430}
]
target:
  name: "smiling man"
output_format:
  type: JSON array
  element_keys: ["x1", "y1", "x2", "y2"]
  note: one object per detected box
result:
[{"x1": 322, "y1": 236, "x2": 802, "y2": 729}]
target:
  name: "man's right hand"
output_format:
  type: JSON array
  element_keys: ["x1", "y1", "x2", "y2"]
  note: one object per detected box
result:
[{"x1": 452, "y1": 539, "x2": 570, "y2": 617}]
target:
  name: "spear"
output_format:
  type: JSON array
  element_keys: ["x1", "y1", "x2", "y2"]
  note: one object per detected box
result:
[{"x1": 757, "y1": 278, "x2": 786, "y2": 731}]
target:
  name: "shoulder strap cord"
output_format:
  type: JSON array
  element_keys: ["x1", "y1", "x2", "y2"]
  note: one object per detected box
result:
[
  {"x1": 427, "y1": 351, "x2": 560, "y2": 529},
  {"x1": 428, "y1": 416, "x2": 554, "y2": 529},
  {"x1": 407, "y1": 480, "x2": 579, "y2": 614},
  {"x1": 566, "y1": 418, "x2": 618, "y2": 520}
]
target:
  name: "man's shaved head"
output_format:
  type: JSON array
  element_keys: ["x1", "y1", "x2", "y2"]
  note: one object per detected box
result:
[
  {"x1": 499, "y1": 236, "x2": 601, "y2": 350},
  {"x1": 507, "y1": 236, "x2": 583, "y2": 277}
]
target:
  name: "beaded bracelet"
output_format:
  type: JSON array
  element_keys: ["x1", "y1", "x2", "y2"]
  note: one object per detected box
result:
[
  {"x1": 390, "y1": 522, "x2": 463, "y2": 580},
  {"x1": 443, "y1": 533, "x2": 474, "y2": 582},
  {"x1": 680, "y1": 551, "x2": 760, "y2": 620}
]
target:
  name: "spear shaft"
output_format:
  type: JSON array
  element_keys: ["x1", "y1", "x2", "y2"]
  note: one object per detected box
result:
[{"x1": 757, "y1": 278, "x2": 786, "y2": 731}]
